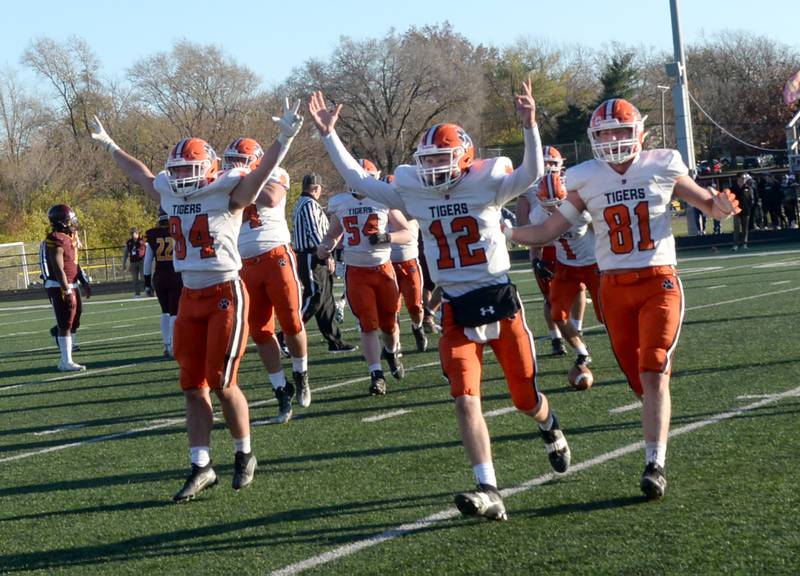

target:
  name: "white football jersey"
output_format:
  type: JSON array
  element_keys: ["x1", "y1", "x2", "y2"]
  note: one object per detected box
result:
[
  {"x1": 155, "y1": 169, "x2": 245, "y2": 289},
  {"x1": 565, "y1": 149, "x2": 688, "y2": 271},
  {"x1": 390, "y1": 218, "x2": 419, "y2": 262},
  {"x1": 327, "y1": 193, "x2": 391, "y2": 267},
  {"x1": 530, "y1": 204, "x2": 596, "y2": 266},
  {"x1": 238, "y1": 196, "x2": 291, "y2": 258}
]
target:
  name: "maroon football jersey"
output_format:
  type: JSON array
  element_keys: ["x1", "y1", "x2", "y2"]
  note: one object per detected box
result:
[
  {"x1": 145, "y1": 226, "x2": 179, "y2": 277},
  {"x1": 44, "y1": 231, "x2": 79, "y2": 283}
]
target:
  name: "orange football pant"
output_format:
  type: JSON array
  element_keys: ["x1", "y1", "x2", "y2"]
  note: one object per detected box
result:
[
  {"x1": 599, "y1": 266, "x2": 684, "y2": 396},
  {"x1": 549, "y1": 262, "x2": 603, "y2": 324},
  {"x1": 345, "y1": 261, "x2": 400, "y2": 333},
  {"x1": 392, "y1": 258, "x2": 424, "y2": 317},
  {"x1": 173, "y1": 278, "x2": 249, "y2": 391},
  {"x1": 240, "y1": 244, "x2": 304, "y2": 343}
]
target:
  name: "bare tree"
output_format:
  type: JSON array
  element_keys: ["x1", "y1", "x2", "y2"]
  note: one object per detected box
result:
[{"x1": 284, "y1": 23, "x2": 486, "y2": 173}]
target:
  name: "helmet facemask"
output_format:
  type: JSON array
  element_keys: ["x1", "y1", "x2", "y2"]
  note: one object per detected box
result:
[
  {"x1": 588, "y1": 99, "x2": 646, "y2": 164},
  {"x1": 414, "y1": 148, "x2": 466, "y2": 192}
]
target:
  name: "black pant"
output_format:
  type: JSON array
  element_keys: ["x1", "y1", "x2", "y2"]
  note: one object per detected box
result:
[{"x1": 297, "y1": 250, "x2": 342, "y2": 345}]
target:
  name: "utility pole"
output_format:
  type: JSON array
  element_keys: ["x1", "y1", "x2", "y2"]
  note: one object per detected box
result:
[
  {"x1": 666, "y1": 0, "x2": 699, "y2": 234},
  {"x1": 657, "y1": 85, "x2": 670, "y2": 147}
]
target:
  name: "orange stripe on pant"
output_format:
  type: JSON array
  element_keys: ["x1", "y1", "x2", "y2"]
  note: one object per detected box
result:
[
  {"x1": 240, "y1": 244, "x2": 304, "y2": 343},
  {"x1": 392, "y1": 258, "x2": 424, "y2": 317},
  {"x1": 344, "y1": 261, "x2": 400, "y2": 333},
  {"x1": 439, "y1": 294, "x2": 541, "y2": 412},
  {"x1": 173, "y1": 278, "x2": 249, "y2": 390},
  {"x1": 599, "y1": 267, "x2": 684, "y2": 396}
]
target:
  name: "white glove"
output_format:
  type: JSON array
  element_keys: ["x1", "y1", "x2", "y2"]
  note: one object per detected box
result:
[
  {"x1": 272, "y1": 98, "x2": 303, "y2": 147},
  {"x1": 90, "y1": 115, "x2": 120, "y2": 153}
]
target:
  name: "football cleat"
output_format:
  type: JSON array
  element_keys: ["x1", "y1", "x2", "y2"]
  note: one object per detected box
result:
[
  {"x1": 551, "y1": 337, "x2": 567, "y2": 356},
  {"x1": 422, "y1": 314, "x2": 440, "y2": 334},
  {"x1": 328, "y1": 341, "x2": 358, "y2": 354},
  {"x1": 273, "y1": 381, "x2": 294, "y2": 424},
  {"x1": 382, "y1": 348, "x2": 405, "y2": 380},
  {"x1": 454, "y1": 485, "x2": 507, "y2": 521},
  {"x1": 232, "y1": 451, "x2": 257, "y2": 491},
  {"x1": 640, "y1": 462, "x2": 667, "y2": 500},
  {"x1": 57, "y1": 361, "x2": 86, "y2": 372},
  {"x1": 173, "y1": 462, "x2": 218, "y2": 502},
  {"x1": 574, "y1": 353, "x2": 592, "y2": 367},
  {"x1": 539, "y1": 413, "x2": 571, "y2": 473},
  {"x1": 293, "y1": 371, "x2": 310, "y2": 408},
  {"x1": 369, "y1": 370, "x2": 387, "y2": 396},
  {"x1": 412, "y1": 325, "x2": 428, "y2": 352}
]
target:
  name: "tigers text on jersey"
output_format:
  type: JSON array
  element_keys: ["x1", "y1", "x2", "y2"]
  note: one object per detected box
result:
[
  {"x1": 390, "y1": 218, "x2": 419, "y2": 262},
  {"x1": 327, "y1": 193, "x2": 390, "y2": 267},
  {"x1": 154, "y1": 169, "x2": 245, "y2": 289},
  {"x1": 530, "y1": 204, "x2": 596, "y2": 266},
  {"x1": 565, "y1": 149, "x2": 688, "y2": 271},
  {"x1": 238, "y1": 196, "x2": 292, "y2": 259}
]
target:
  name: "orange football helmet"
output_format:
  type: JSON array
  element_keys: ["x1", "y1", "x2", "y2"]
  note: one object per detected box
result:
[
  {"x1": 413, "y1": 123, "x2": 474, "y2": 191},
  {"x1": 588, "y1": 98, "x2": 646, "y2": 164},
  {"x1": 358, "y1": 158, "x2": 381, "y2": 179},
  {"x1": 267, "y1": 166, "x2": 290, "y2": 189},
  {"x1": 537, "y1": 172, "x2": 567, "y2": 207},
  {"x1": 543, "y1": 146, "x2": 564, "y2": 174},
  {"x1": 165, "y1": 138, "x2": 219, "y2": 196},
  {"x1": 223, "y1": 137, "x2": 264, "y2": 170}
]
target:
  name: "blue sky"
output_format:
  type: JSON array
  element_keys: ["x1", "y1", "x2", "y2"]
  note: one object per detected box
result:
[{"x1": 3, "y1": 0, "x2": 798, "y2": 89}]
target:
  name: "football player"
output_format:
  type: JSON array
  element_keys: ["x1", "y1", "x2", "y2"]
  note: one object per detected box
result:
[
  {"x1": 506, "y1": 98, "x2": 740, "y2": 499},
  {"x1": 90, "y1": 98, "x2": 303, "y2": 502},
  {"x1": 143, "y1": 208, "x2": 183, "y2": 358},
  {"x1": 528, "y1": 172, "x2": 601, "y2": 374},
  {"x1": 389, "y1": 217, "x2": 428, "y2": 352},
  {"x1": 317, "y1": 159, "x2": 412, "y2": 395},
  {"x1": 41, "y1": 204, "x2": 91, "y2": 371},
  {"x1": 308, "y1": 80, "x2": 571, "y2": 522},
  {"x1": 515, "y1": 145, "x2": 585, "y2": 356},
  {"x1": 230, "y1": 140, "x2": 309, "y2": 424}
]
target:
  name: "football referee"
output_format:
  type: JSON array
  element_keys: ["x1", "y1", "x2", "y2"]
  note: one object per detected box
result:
[{"x1": 292, "y1": 173, "x2": 355, "y2": 353}]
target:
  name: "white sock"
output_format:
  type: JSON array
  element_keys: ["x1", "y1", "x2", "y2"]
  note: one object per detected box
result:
[
  {"x1": 575, "y1": 343, "x2": 589, "y2": 356},
  {"x1": 169, "y1": 315, "x2": 177, "y2": 345},
  {"x1": 234, "y1": 436, "x2": 251, "y2": 454},
  {"x1": 268, "y1": 370, "x2": 287, "y2": 390},
  {"x1": 538, "y1": 410, "x2": 554, "y2": 431},
  {"x1": 570, "y1": 318, "x2": 583, "y2": 332},
  {"x1": 473, "y1": 462, "x2": 498, "y2": 489},
  {"x1": 190, "y1": 446, "x2": 210, "y2": 467},
  {"x1": 549, "y1": 328, "x2": 562, "y2": 339},
  {"x1": 57, "y1": 335, "x2": 72, "y2": 364},
  {"x1": 383, "y1": 345, "x2": 396, "y2": 354},
  {"x1": 71, "y1": 332, "x2": 77, "y2": 346},
  {"x1": 412, "y1": 321, "x2": 422, "y2": 330},
  {"x1": 160, "y1": 314, "x2": 170, "y2": 345},
  {"x1": 645, "y1": 442, "x2": 667, "y2": 468},
  {"x1": 368, "y1": 363, "x2": 382, "y2": 373},
  {"x1": 292, "y1": 356, "x2": 308, "y2": 373}
]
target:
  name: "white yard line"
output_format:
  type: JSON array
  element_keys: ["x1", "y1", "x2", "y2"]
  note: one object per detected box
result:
[
  {"x1": 16, "y1": 330, "x2": 161, "y2": 354},
  {"x1": 609, "y1": 402, "x2": 642, "y2": 414},
  {"x1": 483, "y1": 406, "x2": 518, "y2": 418},
  {"x1": 770, "y1": 280, "x2": 791, "y2": 285},
  {"x1": 736, "y1": 394, "x2": 777, "y2": 400},
  {"x1": 32, "y1": 424, "x2": 87, "y2": 436},
  {"x1": 362, "y1": 409, "x2": 411, "y2": 423},
  {"x1": 269, "y1": 385, "x2": 800, "y2": 576},
  {"x1": 705, "y1": 285, "x2": 727, "y2": 290},
  {"x1": 44, "y1": 362, "x2": 145, "y2": 382}
]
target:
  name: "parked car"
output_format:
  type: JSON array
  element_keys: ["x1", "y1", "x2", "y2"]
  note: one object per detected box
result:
[{"x1": 743, "y1": 156, "x2": 761, "y2": 169}]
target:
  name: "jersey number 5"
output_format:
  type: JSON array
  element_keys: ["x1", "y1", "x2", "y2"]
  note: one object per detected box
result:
[
  {"x1": 342, "y1": 213, "x2": 380, "y2": 246},
  {"x1": 429, "y1": 216, "x2": 487, "y2": 270},
  {"x1": 603, "y1": 201, "x2": 655, "y2": 255},
  {"x1": 169, "y1": 215, "x2": 216, "y2": 260}
]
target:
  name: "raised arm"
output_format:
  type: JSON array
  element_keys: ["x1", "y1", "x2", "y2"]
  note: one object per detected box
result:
[
  {"x1": 308, "y1": 91, "x2": 406, "y2": 212},
  {"x1": 496, "y1": 79, "x2": 545, "y2": 205},
  {"x1": 230, "y1": 98, "x2": 303, "y2": 212},
  {"x1": 507, "y1": 191, "x2": 585, "y2": 246},
  {"x1": 90, "y1": 116, "x2": 158, "y2": 201},
  {"x1": 673, "y1": 175, "x2": 740, "y2": 220}
]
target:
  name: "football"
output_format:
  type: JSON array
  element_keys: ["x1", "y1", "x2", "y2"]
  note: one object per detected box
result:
[{"x1": 568, "y1": 364, "x2": 594, "y2": 390}]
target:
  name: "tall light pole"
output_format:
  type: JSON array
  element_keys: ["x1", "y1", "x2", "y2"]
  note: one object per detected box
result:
[{"x1": 657, "y1": 85, "x2": 670, "y2": 147}]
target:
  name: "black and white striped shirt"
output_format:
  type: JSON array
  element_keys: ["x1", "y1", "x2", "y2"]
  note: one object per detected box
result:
[{"x1": 292, "y1": 194, "x2": 329, "y2": 252}]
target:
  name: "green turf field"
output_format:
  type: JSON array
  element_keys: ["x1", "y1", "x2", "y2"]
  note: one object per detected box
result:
[{"x1": 1, "y1": 246, "x2": 799, "y2": 575}]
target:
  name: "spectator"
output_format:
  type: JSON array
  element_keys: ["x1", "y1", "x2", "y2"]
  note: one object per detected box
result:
[
  {"x1": 730, "y1": 172, "x2": 754, "y2": 251},
  {"x1": 123, "y1": 227, "x2": 146, "y2": 297},
  {"x1": 292, "y1": 173, "x2": 356, "y2": 353},
  {"x1": 781, "y1": 174, "x2": 798, "y2": 228},
  {"x1": 763, "y1": 175, "x2": 783, "y2": 230}
]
